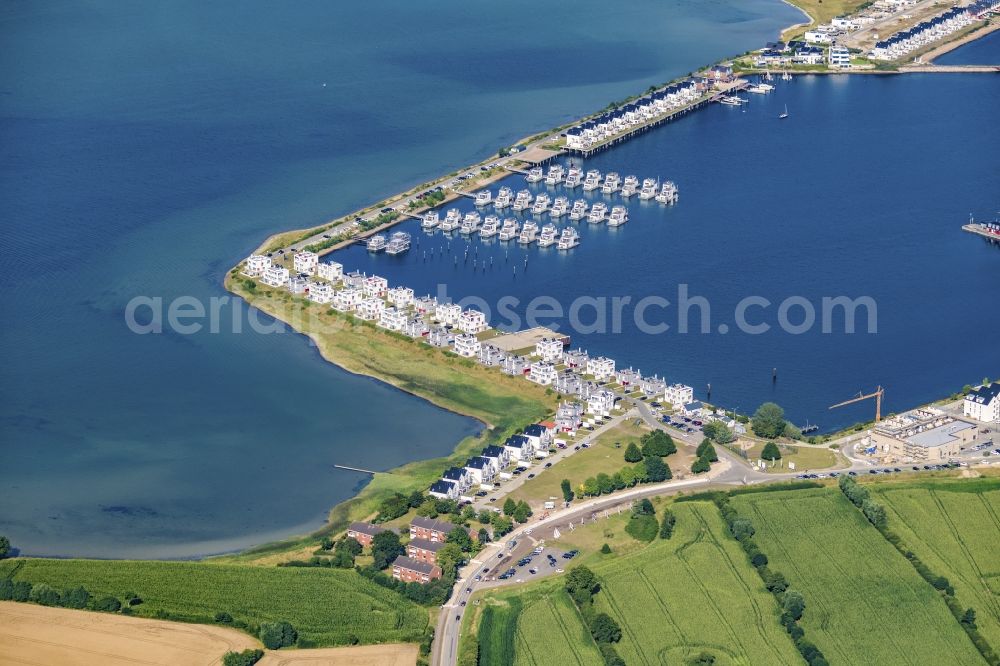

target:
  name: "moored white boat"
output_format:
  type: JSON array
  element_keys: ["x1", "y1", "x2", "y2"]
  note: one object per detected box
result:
[
  {"x1": 557, "y1": 226, "x2": 580, "y2": 250},
  {"x1": 440, "y1": 208, "x2": 462, "y2": 231},
  {"x1": 480, "y1": 215, "x2": 500, "y2": 238},
  {"x1": 518, "y1": 221, "x2": 539, "y2": 244},
  {"x1": 607, "y1": 206, "x2": 628, "y2": 227},
  {"x1": 494, "y1": 186, "x2": 513, "y2": 209},
  {"x1": 601, "y1": 172, "x2": 621, "y2": 194},
  {"x1": 525, "y1": 167, "x2": 544, "y2": 183},
  {"x1": 655, "y1": 181, "x2": 678, "y2": 204},
  {"x1": 367, "y1": 234, "x2": 387, "y2": 252},
  {"x1": 550, "y1": 197, "x2": 569, "y2": 218},
  {"x1": 474, "y1": 190, "x2": 492, "y2": 206},
  {"x1": 568, "y1": 200, "x2": 588, "y2": 221},
  {"x1": 544, "y1": 164, "x2": 565, "y2": 186},
  {"x1": 582, "y1": 170, "x2": 601, "y2": 191},
  {"x1": 498, "y1": 218, "x2": 520, "y2": 241},
  {"x1": 587, "y1": 202, "x2": 608, "y2": 223},
  {"x1": 530, "y1": 193, "x2": 551, "y2": 215},
  {"x1": 621, "y1": 175, "x2": 639, "y2": 198},
  {"x1": 513, "y1": 189, "x2": 533, "y2": 212},
  {"x1": 639, "y1": 178, "x2": 657, "y2": 200},
  {"x1": 537, "y1": 224, "x2": 557, "y2": 247},
  {"x1": 460, "y1": 211, "x2": 482, "y2": 234},
  {"x1": 385, "y1": 231, "x2": 411, "y2": 254}
]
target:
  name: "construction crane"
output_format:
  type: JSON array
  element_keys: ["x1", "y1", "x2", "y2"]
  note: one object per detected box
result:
[{"x1": 829, "y1": 386, "x2": 885, "y2": 422}]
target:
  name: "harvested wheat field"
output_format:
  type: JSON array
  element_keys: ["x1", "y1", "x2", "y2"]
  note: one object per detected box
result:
[
  {"x1": 0, "y1": 601, "x2": 259, "y2": 666},
  {"x1": 258, "y1": 644, "x2": 417, "y2": 666}
]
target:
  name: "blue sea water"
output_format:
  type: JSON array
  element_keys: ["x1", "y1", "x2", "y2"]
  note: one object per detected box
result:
[
  {"x1": 335, "y1": 73, "x2": 1000, "y2": 433},
  {"x1": 0, "y1": 0, "x2": 804, "y2": 557},
  {"x1": 935, "y1": 26, "x2": 1000, "y2": 64}
]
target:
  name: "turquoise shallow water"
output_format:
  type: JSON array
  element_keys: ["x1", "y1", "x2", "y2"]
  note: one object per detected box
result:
[{"x1": 0, "y1": 0, "x2": 803, "y2": 557}]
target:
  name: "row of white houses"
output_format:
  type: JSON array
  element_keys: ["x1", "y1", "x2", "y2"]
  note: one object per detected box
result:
[
  {"x1": 565, "y1": 79, "x2": 706, "y2": 151},
  {"x1": 871, "y1": 3, "x2": 993, "y2": 60}
]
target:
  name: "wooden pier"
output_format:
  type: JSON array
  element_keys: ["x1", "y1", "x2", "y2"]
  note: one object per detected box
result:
[
  {"x1": 564, "y1": 80, "x2": 748, "y2": 158},
  {"x1": 333, "y1": 464, "x2": 379, "y2": 475}
]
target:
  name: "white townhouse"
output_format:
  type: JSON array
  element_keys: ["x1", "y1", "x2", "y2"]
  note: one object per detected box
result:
[
  {"x1": 378, "y1": 306, "x2": 407, "y2": 331},
  {"x1": 403, "y1": 317, "x2": 430, "y2": 339},
  {"x1": 452, "y1": 333, "x2": 481, "y2": 358},
  {"x1": 535, "y1": 338, "x2": 565, "y2": 363},
  {"x1": 442, "y1": 466, "x2": 472, "y2": 493},
  {"x1": 964, "y1": 383, "x2": 1000, "y2": 422},
  {"x1": 555, "y1": 401, "x2": 584, "y2": 433},
  {"x1": 464, "y1": 456, "x2": 495, "y2": 484},
  {"x1": 427, "y1": 326, "x2": 451, "y2": 348},
  {"x1": 587, "y1": 356, "x2": 616, "y2": 382},
  {"x1": 478, "y1": 344, "x2": 506, "y2": 367},
  {"x1": 502, "y1": 355, "x2": 530, "y2": 376},
  {"x1": 522, "y1": 424, "x2": 552, "y2": 450},
  {"x1": 564, "y1": 349, "x2": 589, "y2": 372},
  {"x1": 481, "y1": 445, "x2": 511, "y2": 470},
  {"x1": 293, "y1": 250, "x2": 319, "y2": 274},
  {"x1": 615, "y1": 367, "x2": 641, "y2": 389},
  {"x1": 435, "y1": 303, "x2": 463, "y2": 327},
  {"x1": 428, "y1": 479, "x2": 459, "y2": 500},
  {"x1": 308, "y1": 282, "x2": 335, "y2": 304},
  {"x1": 343, "y1": 270, "x2": 365, "y2": 289},
  {"x1": 639, "y1": 375, "x2": 667, "y2": 398},
  {"x1": 831, "y1": 17, "x2": 859, "y2": 30},
  {"x1": 414, "y1": 295, "x2": 438, "y2": 316},
  {"x1": 503, "y1": 434, "x2": 534, "y2": 461},
  {"x1": 332, "y1": 287, "x2": 362, "y2": 312},
  {"x1": 664, "y1": 383, "x2": 694, "y2": 407},
  {"x1": 355, "y1": 297, "x2": 385, "y2": 321},
  {"x1": 261, "y1": 265, "x2": 290, "y2": 287},
  {"x1": 828, "y1": 45, "x2": 851, "y2": 68},
  {"x1": 588, "y1": 390, "x2": 617, "y2": 416},
  {"x1": 458, "y1": 308, "x2": 488, "y2": 334},
  {"x1": 555, "y1": 372, "x2": 582, "y2": 396},
  {"x1": 243, "y1": 254, "x2": 271, "y2": 277},
  {"x1": 362, "y1": 275, "x2": 388, "y2": 298},
  {"x1": 288, "y1": 276, "x2": 308, "y2": 294},
  {"x1": 387, "y1": 286, "x2": 415, "y2": 308},
  {"x1": 316, "y1": 261, "x2": 343, "y2": 282},
  {"x1": 804, "y1": 29, "x2": 833, "y2": 44},
  {"x1": 528, "y1": 361, "x2": 558, "y2": 386}
]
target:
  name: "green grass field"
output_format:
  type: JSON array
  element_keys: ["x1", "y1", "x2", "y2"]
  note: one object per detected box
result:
[
  {"x1": 478, "y1": 598, "x2": 522, "y2": 666},
  {"x1": 514, "y1": 590, "x2": 603, "y2": 666},
  {"x1": 873, "y1": 478, "x2": 1000, "y2": 650},
  {"x1": 0, "y1": 558, "x2": 428, "y2": 646},
  {"x1": 732, "y1": 488, "x2": 984, "y2": 665},
  {"x1": 590, "y1": 501, "x2": 800, "y2": 666}
]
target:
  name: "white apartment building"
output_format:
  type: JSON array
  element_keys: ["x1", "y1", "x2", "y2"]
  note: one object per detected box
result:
[
  {"x1": 587, "y1": 390, "x2": 617, "y2": 416},
  {"x1": 452, "y1": 333, "x2": 481, "y2": 358},
  {"x1": 458, "y1": 309, "x2": 488, "y2": 334},
  {"x1": 293, "y1": 251, "x2": 319, "y2": 274},
  {"x1": 387, "y1": 286, "x2": 415, "y2": 308},
  {"x1": 587, "y1": 356, "x2": 616, "y2": 381},
  {"x1": 964, "y1": 383, "x2": 1000, "y2": 422},
  {"x1": 378, "y1": 306, "x2": 407, "y2": 331},
  {"x1": 435, "y1": 303, "x2": 462, "y2": 326},
  {"x1": 664, "y1": 383, "x2": 694, "y2": 407},
  {"x1": 528, "y1": 361, "x2": 558, "y2": 385},
  {"x1": 355, "y1": 297, "x2": 385, "y2": 321},
  {"x1": 308, "y1": 282, "x2": 335, "y2": 304},
  {"x1": 362, "y1": 275, "x2": 388, "y2": 298},
  {"x1": 316, "y1": 261, "x2": 343, "y2": 282},
  {"x1": 535, "y1": 338, "x2": 565, "y2": 363},
  {"x1": 261, "y1": 266, "x2": 290, "y2": 287},
  {"x1": 243, "y1": 254, "x2": 271, "y2": 277},
  {"x1": 332, "y1": 288, "x2": 362, "y2": 312},
  {"x1": 829, "y1": 45, "x2": 851, "y2": 68}
]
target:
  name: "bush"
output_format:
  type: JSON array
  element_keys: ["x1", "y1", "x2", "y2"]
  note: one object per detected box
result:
[
  {"x1": 600, "y1": 543, "x2": 612, "y2": 554},
  {"x1": 29, "y1": 583, "x2": 61, "y2": 607},
  {"x1": 625, "y1": 514, "x2": 658, "y2": 542},
  {"x1": 783, "y1": 590, "x2": 806, "y2": 621},
  {"x1": 752, "y1": 403, "x2": 786, "y2": 439},
  {"x1": 623, "y1": 442, "x2": 643, "y2": 463},
  {"x1": 62, "y1": 586, "x2": 90, "y2": 609},
  {"x1": 93, "y1": 596, "x2": 121, "y2": 612},
  {"x1": 659, "y1": 509, "x2": 676, "y2": 539},
  {"x1": 760, "y1": 442, "x2": 782, "y2": 461},
  {"x1": 0, "y1": 579, "x2": 13, "y2": 601},
  {"x1": 589, "y1": 612, "x2": 622, "y2": 643},
  {"x1": 0, "y1": 535, "x2": 10, "y2": 559},
  {"x1": 260, "y1": 621, "x2": 298, "y2": 649},
  {"x1": 215, "y1": 611, "x2": 234, "y2": 623},
  {"x1": 691, "y1": 457, "x2": 711, "y2": 474},
  {"x1": 222, "y1": 649, "x2": 265, "y2": 666}
]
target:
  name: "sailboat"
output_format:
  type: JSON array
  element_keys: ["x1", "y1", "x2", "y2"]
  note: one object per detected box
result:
[{"x1": 779, "y1": 104, "x2": 788, "y2": 120}]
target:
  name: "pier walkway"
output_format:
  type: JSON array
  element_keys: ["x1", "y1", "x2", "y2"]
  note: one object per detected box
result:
[{"x1": 963, "y1": 223, "x2": 1000, "y2": 243}]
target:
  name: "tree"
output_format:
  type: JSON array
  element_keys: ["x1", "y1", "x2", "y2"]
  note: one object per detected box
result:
[
  {"x1": 436, "y1": 543, "x2": 465, "y2": 576},
  {"x1": 862, "y1": 499, "x2": 887, "y2": 529},
  {"x1": 640, "y1": 431, "x2": 676, "y2": 457},
  {"x1": 623, "y1": 442, "x2": 643, "y2": 463},
  {"x1": 634, "y1": 498, "x2": 655, "y2": 515},
  {"x1": 782, "y1": 590, "x2": 806, "y2": 621},
  {"x1": 491, "y1": 514, "x2": 513, "y2": 537},
  {"x1": 583, "y1": 476, "x2": 600, "y2": 496},
  {"x1": 961, "y1": 608, "x2": 977, "y2": 630},
  {"x1": 503, "y1": 498, "x2": 517, "y2": 516},
  {"x1": 407, "y1": 490, "x2": 425, "y2": 508},
  {"x1": 696, "y1": 439, "x2": 718, "y2": 462},
  {"x1": 660, "y1": 509, "x2": 676, "y2": 539},
  {"x1": 565, "y1": 566, "x2": 599, "y2": 599},
  {"x1": 589, "y1": 612, "x2": 623, "y2": 643},
  {"x1": 690, "y1": 457, "x2": 711, "y2": 474},
  {"x1": 223, "y1": 649, "x2": 265, "y2": 666},
  {"x1": 447, "y1": 527, "x2": 473, "y2": 552},
  {"x1": 600, "y1": 543, "x2": 612, "y2": 554},
  {"x1": 644, "y1": 456, "x2": 671, "y2": 482},
  {"x1": 415, "y1": 498, "x2": 439, "y2": 518},
  {"x1": 477, "y1": 527, "x2": 490, "y2": 543},
  {"x1": 336, "y1": 536, "x2": 362, "y2": 556},
  {"x1": 93, "y1": 596, "x2": 121, "y2": 612},
  {"x1": 761, "y1": 568, "x2": 788, "y2": 594},
  {"x1": 371, "y1": 530, "x2": 404, "y2": 570},
  {"x1": 561, "y1": 479, "x2": 574, "y2": 502},
  {"x1": 320, "y1": 536, "x2": 334, "y2": 551},
  {"x1": 259, "y1": 621, "x2": 297, "y2": 649},
  {"x1": 730, "y1": 517, "x2": 755, "y2": 542},
  {"x1": 600, "y1": 643, "x2": 626, "y2": 666},
  {"x1": 687, "y1": 652, "x2": 716, "y2": 666},
  {"x1": 596, "y1": 473, "x2": 614, "y2": 495},
  {"x1": 215, "y1": 611, "x2": 234, "y2": 623},
  {"x1": 376, "y1": 493, "x2": 410, "y2": 521},
  {"x1": 619, "y1": 465, "x2": 640, "y2": 487},
  {"x1": 29, "y1": 583, "x2": 60, "y2": 607},
  {"x1": 0, "y1": 535, "x2": 9, "y2": 559},
  {"x1": 761, "y1": 441, "x2": 782, "y2": 461},
  {"x1": 62, "y1": 586, "x2": 90, "y2": 609},
  {"x1": 513, "y1": 501, "x2": 532, "y2": 524},
  {"x1": 752, "y1": 402, "x2": 787, "y2": 439}
]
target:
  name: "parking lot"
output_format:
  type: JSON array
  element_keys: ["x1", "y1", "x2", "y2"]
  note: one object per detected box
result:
[{"x1": 475, "y1": 543, "x2": 577, "y2": 587}]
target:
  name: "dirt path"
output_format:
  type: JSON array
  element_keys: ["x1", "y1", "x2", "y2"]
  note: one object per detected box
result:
[
  {"x1": 258, "y1": 644, "x2": 417, "y2": 665},
  {"x1": 0, "y1": 601, "x2": 259, "y2": 666}
]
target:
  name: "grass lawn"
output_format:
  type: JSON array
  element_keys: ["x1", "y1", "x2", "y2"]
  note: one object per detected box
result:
[
  {"x1": 507, "y1": 420, "x2": 651, "y2": 506},
  {"x1": 589, "y1": 501, "x2": 801, "y2": 666},
  {"x1": 781, "y1": 0, "x2": 871, "y2": 41},
  {"x1": 732, "y1": 488, "x2": 984, "y2": 665},
  {"x1": 742, "y1": 440, "x2": 839, "y2": 472},
  {"x1": 872, "y1": 477, "x2": 1000, "y2": 649},
  {"x1": 0, "y1": 558, "x2": 428, "y2": 647},
  {"x1": 220, "y1": 276, "x2": 552, "y2": 561},
  {"x1": 550, "y1": 511, "x2": 651, "y2": 568}
]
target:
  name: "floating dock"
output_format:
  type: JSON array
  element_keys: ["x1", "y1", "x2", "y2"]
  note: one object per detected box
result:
[{"x1": 963, "y1": 222, "x2": 1000, "y2": 244}]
